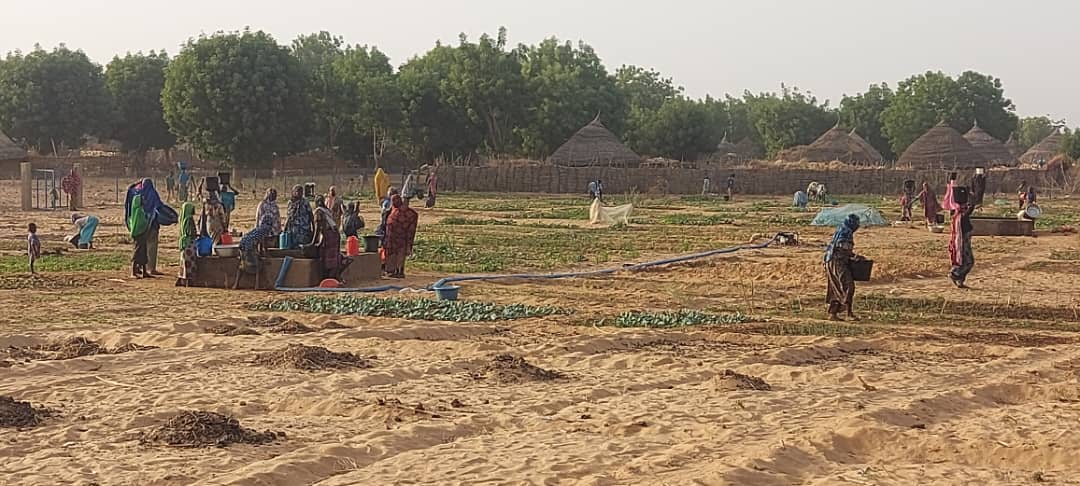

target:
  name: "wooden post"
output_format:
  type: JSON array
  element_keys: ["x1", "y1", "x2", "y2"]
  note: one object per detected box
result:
[
  {"x1": 72, "y1": 163, "x2": 83, "y2": 209},
  {"x1": 20, "y1": 162, "x2": 32, "y2": 210}
]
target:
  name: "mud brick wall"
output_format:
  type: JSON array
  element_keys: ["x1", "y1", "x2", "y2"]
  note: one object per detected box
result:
[{"x1": 440, "y1": 166, "x2": 1051, "y2": 196}]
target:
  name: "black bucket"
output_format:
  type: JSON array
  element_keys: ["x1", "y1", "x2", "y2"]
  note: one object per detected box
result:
[{"x1": 850, "y1": 260, "x2": 874, "y2": 282}]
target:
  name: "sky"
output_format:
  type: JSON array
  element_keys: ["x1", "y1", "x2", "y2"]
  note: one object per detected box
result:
[{"x1": 2, "y1": 0, "x2": 1077, "y2": 123}]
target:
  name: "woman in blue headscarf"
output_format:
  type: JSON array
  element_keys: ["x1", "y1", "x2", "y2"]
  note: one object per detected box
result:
[
  {"x1": 125, "y1": 178, "x2": 173, "y2": 275},
  {"x1": 823, "y1": 214, "x2": 862, "y2": 321}
]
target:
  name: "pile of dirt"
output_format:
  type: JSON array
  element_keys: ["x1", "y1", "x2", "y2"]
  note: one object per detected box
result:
[
  {"x1": 253, "y1": 344, "x2": 371, "y2": 371},
  {"x1": 269, "y1": 321, "x2": 314, "y2": 334},
  {"x1": 320, "y1": 321, "x2": 349, "y2": 330},
  {"x1": 0, "y1": 396, "x2": 54, "y2": 428},
  {"x1": 205, "y1": 324, "x2": 260, "y2": 336},
  {"x1": 718, "y1": 369, "x2": 771, "y2": 391},
  {"x1": 478, "y1": 354, "x2": 565, "y2": 383},
  {"x1": 110, "y1": 343, "x2": 159, "y2": 354},
  {"x1": 43, "y1": 337, "x2": 104, "y2": 360},
  {"x1": 247, "y1": 316, "x2": 287, "y2": 327},
  {"x1": 140, "y1": 411, "x2": 282, "y2": 448}
]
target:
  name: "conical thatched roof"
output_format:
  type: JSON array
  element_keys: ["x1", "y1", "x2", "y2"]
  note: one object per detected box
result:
[
  {"x1": 848, "y1": 129, "x2": 885, "y2": 162},
  {"x1": 898, "y1": 121, "x2": 986, "y2": 169},
  {"x1": 1004, "y1": 133, "x2": 1022, "y2": 159},
  {"x1": 706, "y1": 133, "x2": 739, "y2": 161},
  {"x1": 0, "y1": 131, "x2": 27, "y2": 161},
  {"x1": 963, "y1": 122, "x2": 1014, "y2": 165},
  {"x1": 1019, "y1": 131, "x2": 1064, "y2": 165},
  {"x1": 548, "y1": 117, "x2": 640, "y2": 167},
  {"x1": 778, "y1": 126, "x2": 883, "y2": 164}
]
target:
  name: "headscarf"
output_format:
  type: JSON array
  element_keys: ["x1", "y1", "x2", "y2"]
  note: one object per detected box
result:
[
  {"x1": 824, "y1": 214, "x2": 860, "y2": 263},
  {"x1": 71, "y1": 213, "x2": 83, "y2": 224},
  {"x1": 385, "y1": 194, "x2": 419, "y2": 253},
  {"x1": 257, "y1": 188, "x2": 282, "y2": 234},
  {"x1": 139, "y1": 178, "x2": 162, "y2": 215},
  {"x1": 286, "y1": 184, "x2": 314, "y2": 244},
  {"x1": 179, "y1": 202, "x2": 196, "y2": 249}
]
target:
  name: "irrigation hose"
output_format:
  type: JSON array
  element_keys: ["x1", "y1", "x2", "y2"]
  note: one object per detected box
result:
[{"x1": 274, "y1": 235, "x2": 779, "y2": 294}]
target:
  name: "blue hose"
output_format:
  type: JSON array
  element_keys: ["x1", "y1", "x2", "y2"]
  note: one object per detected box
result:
[{"x1": 273, "y1": 236, "x2": 776, "y2": 293}]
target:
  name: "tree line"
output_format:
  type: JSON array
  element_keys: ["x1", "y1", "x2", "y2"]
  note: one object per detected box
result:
[{"x1": 0, "y1": 28, "x2": 1076, "y2": 168}]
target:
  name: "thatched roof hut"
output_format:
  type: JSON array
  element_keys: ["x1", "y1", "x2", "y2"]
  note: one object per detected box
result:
[
  {"x1": 1019, "y1": 131, "x2": 1064, "y2": 165},
  {"x1": 897, "y1": 121, "x2": 986, "y2": 169},
  {"x1": 963, "y1": 121, "x2": 1015, "y2": 165},
  {"x1": 547, "y1": 117, "x2": 640, "y2": 167},
  {"x1": 1004, "y1": 133, "x2": 1022, "y2": 159},
  {"x1": 705, "y1": 133, "x2": 739, "y2": 161},
  {"x1": 0, "y1": 131, "x2": 27, "y2": 161},
  {"x1": 778, "y1": 126, "x2": 883, "y2": 164},
  {"x1": 848, "y1": 129, "x2": 885, "y2": 162}
]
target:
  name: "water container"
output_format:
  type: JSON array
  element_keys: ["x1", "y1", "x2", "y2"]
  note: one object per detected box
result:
[
  {"x1": 362, "y1": 235, "x2": 380, "y2": 253},
  {"x1": 346, "y1": 236, "x2": 361, "y2": 256},
  {"x1": 279, "y1": 232, "x2": 291, "y2": 250},
  {"x1": 1022, "y1": 204, "x2": 1042, "y2": 220},
  {"x1": 434, "y1": 285, "x2": 460, "y2": 301},
  {"x1": 195, "y1": 236, "x2": 213, "y2": 257},
  {"x1": 220, "y1": 232, "x2": 234, "y2": 245}
]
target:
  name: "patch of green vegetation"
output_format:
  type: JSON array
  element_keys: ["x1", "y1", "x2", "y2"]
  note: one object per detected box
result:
[
  {"x1": 659, "y1": 214, "x2": 735, "y2": 226},
  {"x1": 517, "y1": 207, "x2": 589, "y2": 220},
  {"x1": 1050, "y1": 249, "x2": 1080, "y2": 261},
  {"x1": 0, "y1": 252, "x2": 129, "y2": 274},
  {"x1": 743, "y1": 322, "x2": 876, "y2": 337},
  {"x1": 598, "y1": 310, "x2": 748, "y2": 328},
  {"x1": 858, "y1": 293, "x2": 1080, "y2": 324},
  {"x1": 251, "y1": 296, "x2": 571, "y2": 322},
  {"x1": 410, "y1": 237, "x2": 509, "y2": 273},
  {"x1": 1033, "y1": 211, "x2": 1078, "y2": 230},
  {"x1": 440, "y1": 217, "x2": 517, "y2": 226}
]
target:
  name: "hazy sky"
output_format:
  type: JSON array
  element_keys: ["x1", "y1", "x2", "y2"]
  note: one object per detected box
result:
[{"x1": 3, "y1": 0, "x2": 1077, "y2": 123}]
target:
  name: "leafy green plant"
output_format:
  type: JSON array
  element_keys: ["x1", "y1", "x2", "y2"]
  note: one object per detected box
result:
[
  {"x1": 598, "y1": 310, "x2": 748, "y2": 328},
  {"x1": 440, "y1": 217, "x2": 517, "y2": 226},
  {"x1": 251, "y1": 296, "x2": 571, "y2": 322},
  {"x1": 0, "y1": 252, "x2": 129, "y2": 274},
  {"x1": 659, "y1": 213, "x2": 735, "y2": 226}
]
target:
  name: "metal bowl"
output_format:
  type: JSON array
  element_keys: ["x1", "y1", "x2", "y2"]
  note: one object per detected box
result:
[{"x1": 215, "y1": 244, "x2": 240, "y2": 257}]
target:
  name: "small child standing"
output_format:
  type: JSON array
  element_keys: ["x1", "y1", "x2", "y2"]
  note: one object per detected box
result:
[{"x1": 27, "y1": 223, "x2": 42, "y2": 274}]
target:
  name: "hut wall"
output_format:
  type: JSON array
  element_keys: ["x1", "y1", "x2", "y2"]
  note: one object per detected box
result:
[{"x1": 440, "y1": 166, "x2": 1049, "y2": 196}]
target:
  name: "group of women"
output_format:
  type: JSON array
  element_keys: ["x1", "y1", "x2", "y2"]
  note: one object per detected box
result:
[{"x1": 828, "y1": 179, "x2": 978, "y2": 320}]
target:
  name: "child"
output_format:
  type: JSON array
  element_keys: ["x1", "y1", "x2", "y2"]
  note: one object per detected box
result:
[{"x1": 27, "y1": 223, "x2": 41, "y2": 274}]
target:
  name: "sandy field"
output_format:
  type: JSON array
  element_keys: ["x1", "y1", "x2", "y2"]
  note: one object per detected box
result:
[{"x1": 2, "y1": 177, "x2": 1080, "y2": 485}]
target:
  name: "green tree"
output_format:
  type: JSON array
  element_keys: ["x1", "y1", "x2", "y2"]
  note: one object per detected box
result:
[
  {"x1": 744, "y1": 87, "x2": 836, "y2": 157},
  {"x1": 162, "y1": 30, "x2": 308, "y2": 167},
  {"x1": 104, "y1": 51, "x2": 175, "y2": 157},
  {"x1": 840, "y1": 83, "x2": 894, "y2": 159},
  {"x1": 1016, "y1": 116, "x2": 1062, "y2": 152},
  {"x1": 881, "y1": 71, "x2": 1017, "y2": 156},
  {"x1": 397, "y1": 44, "x2": 484, "y2": 160},
  {"x1": 1061, "y1": 128, "x2": 1080, "y2": 160},
  {"x1": 631, "y1": 97, "x2": 720, "y2": 160},
  {"x1": 0, "y1": 45, "x2": 111, "y2": 153},
  {"x1": 615, "y1": 65, "x2": 682, "y2": 112},
  {"x1": 441, "y1": 28, "x2": 528, "y2": 154},
  {"x1": 515, "y1": 38, "x2": 625, "y2": 158},
  {"x1": 334, "y1": 45, "x2": 401, "y2": 161},
  {"x1": 291, "y1": 32, "x2": 350, "y2": 153}
]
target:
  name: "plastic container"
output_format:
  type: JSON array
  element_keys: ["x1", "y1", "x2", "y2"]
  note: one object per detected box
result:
[
  {"x1": 362, "y1": 235, "x2": 380, "y2": 253},
  {"x1": 195, "y1": 236, "x2": 213, "y2": 257},
  {"x1": 220, "y1": 232, "x2": 234, "y2": 245},
  {"x1": 850, "y1": 260, "x2": 874, "y2": 282},
  {"x1": 346, "y1": 236, "x2": 361, "y2": 256},
  {"x1": 279, "y1": 232, "x2": 291, "y2": 250},
  {"x1": 1022, "y1": 204, "x2": 1041, "y2": 220},
  {"x1": 434, "y1": 285, "x2": 460, "y2": 301}
]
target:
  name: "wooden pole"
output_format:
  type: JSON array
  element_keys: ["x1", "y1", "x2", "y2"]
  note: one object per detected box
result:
[{"x1": 20, "y1": 162, "x2": 32, "y2": 210}]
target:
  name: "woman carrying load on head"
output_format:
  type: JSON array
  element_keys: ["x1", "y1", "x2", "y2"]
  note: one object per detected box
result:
[
  {"x1": 382, "y1": 194, "x2": 418, "y2": 279},
  {"x1": 284, "y1": 184, "x2": 314, "y2": 250},
  {"x1": 823, "y1": 214, "x2": 862, "y2": 322},
  {"x1": 177, "y1": 202, "x2": 197, "y2": 286},
  {"x1": 69, "y1": 213, "x2": 99, "y2": 249}
]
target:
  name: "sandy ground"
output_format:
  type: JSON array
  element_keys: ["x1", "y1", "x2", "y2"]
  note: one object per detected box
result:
[{"x1": 2, "y1": 178, "x2": 1080, "y2": 485}]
